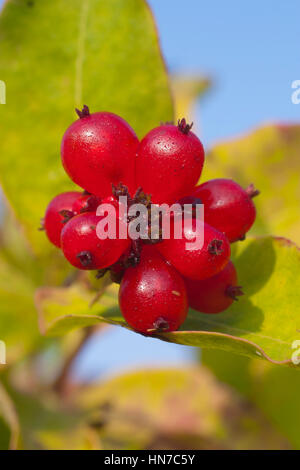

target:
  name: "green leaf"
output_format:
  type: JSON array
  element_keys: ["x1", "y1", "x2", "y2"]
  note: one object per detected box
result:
[
  {"x1": 35, "y1": 282, "x2": 122, "y2": 337},
  {"x1": 0, "y1": 250, "x2": 46, "y2": 360},
  {"x1": 0, "y1": 381, "x2": 19, "y2": 450},
  {"x1": 203, "y1": 124, "x2": 300, "y2": 243},
  {"x1": 9, "y1": 386, "x2": 101, "y2": 449},
  {"x1": 0, "y1": 0, "x2": 173, "y2": 255},
  {"x1": 36, "y1": 236, "x2": 300, "y2": 366},
  {"x1": 202, "y1": 350, "x2": 300, "y2": 449},
  {"x1": 77, "y1": 367, "x2": 289, "y2": 450},
  {"x1": 162, "y1": 236, "x2": 300, "y2": 365}
]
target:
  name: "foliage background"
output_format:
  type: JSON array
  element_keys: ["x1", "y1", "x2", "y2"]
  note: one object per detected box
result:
[{"x1": 0, "y1": 0, "x2": 299, "y2": 450}]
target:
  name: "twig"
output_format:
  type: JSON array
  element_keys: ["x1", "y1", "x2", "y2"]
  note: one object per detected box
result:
[{"x1": 53, "y1": 326, "x2": 96, "y2": 397}]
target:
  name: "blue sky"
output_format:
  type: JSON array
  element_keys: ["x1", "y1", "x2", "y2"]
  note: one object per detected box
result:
[{"x1": 149, "y1": 0, "x2": 300, "y2": 145}]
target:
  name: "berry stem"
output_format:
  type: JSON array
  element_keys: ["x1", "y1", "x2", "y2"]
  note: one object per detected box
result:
[
  {"x1": 95, "y1": 268, "x2": 109, "y2": 279},
  {"x1": 38, "y1": 217, "x2": 45, "y2": 231},
  {"x1": 124, "y1": 240, "x2": 142, "y2": 268}
]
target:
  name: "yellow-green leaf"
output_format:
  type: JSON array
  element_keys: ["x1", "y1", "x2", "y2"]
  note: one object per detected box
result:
[
  {"x1": 0, "y1": 0, "x2": 173, "y2": 255},
  {"x1": 202, "y1": 350, "x2": 300, "y2": 449},
  {"x1": 9, "y1": 386, "x2": 101, "y2": 450},
  {"x1": 0, "y1": 251, "x2": 45, "y2": 361},
  {"x1": 35, "y1": 282, "x2": 122, "y2": 337},
  {"x1": 0, "y1": 381, "x2": 19, "y2": 450},
  {"x1": 77, "y1": 367, "x2": 289, "y2": 450},
  {"x1": 203, "y1": 124, "x2": 300, "y2": 243},
  {"x1": 36, "y1": 236, "x2": 300, "y2": 366}
]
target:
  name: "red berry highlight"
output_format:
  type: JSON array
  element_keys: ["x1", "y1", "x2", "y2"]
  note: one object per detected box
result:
[
  {"x1": 157, "y1": 219, "x2": 231, "y2": 280},
  {"x1": 136, "y1": 119, "x2": 205, "y2": 204},
  {"x1": 61, "y1": 108, "x2": 139, "y2": 197},
  {"x1": 192, "y1": 178, "x2": 257, "y2": 242},
  {"x1": 61, "y1": 212, "x2": 130, "y2": 270},
  {"x1": 44, "y1": 191, "x2": 81, "y2": 248},
  {"x1": 119, "y1": 246, "x2": 188, "y2": 334},
  {"x1": 185, "y1": 261, "x2": 244, "y2": 313}
]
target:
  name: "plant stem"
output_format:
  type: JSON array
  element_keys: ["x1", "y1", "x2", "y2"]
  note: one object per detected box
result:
[{"x1": 53, "y1": 326, "x2": 96, "y2": 397}]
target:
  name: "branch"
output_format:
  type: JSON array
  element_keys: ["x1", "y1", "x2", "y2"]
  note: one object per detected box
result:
[{"x1": 53, "y1": 326, "x2": 96, "y2": 397}]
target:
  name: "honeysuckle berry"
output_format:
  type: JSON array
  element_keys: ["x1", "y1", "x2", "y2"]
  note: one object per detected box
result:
[
  {"x1": 60, "y1": 212, "x2": 130, "y2": 270},
  {"x1": 61, "y1": 107, "x2": 139, "y2": 198},
  {"x1": 42, "y1": 107, "x2": 260, "y2": 334},
  {"x1": 136, "y1": 118, "x2": 205, "y2": 204},
  {"x1": 119, "y1": 246, "x2": 188, "y2": 334},
  {"x1": 44, "y1": 191, "x2": 82, "y2": 248},
  {"x1": 185, "y1": 261, "x2": 244, "y2": 313},
  {"x1": 157, "y1": 219, "x2": 231, "y2": 280},
  {"x1": 192, "y1": 178, "x2": 258, "y2": 242}
]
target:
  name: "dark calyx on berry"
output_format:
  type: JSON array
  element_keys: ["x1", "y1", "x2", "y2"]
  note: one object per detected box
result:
[
  {"x1": 112, "y1": 183, "x2": 151, "y2": 208},
  {"x1": 81, "y1": 195, "x2": 101, "y2": 213},
  {"x1": 75, "y1": 105, "x2": 90, "y2": 119},
  {"x1": 59, "y1": 209, "x2": 74, "y2": 224},
  {"x1": 208, "y1": 239, "x2": 224, "y2": 255},
  {"x1": 226, "y1": 285, "x2": 244, "y2": 301},
  {"x1": 112, "y1": 182, "x2": 132, "y2": 202},
  {"x1": 148, "y1": 317, "x2": 170, "y2": 333},
  {"x1": 112, "y1": 183, "x2": 162, "y2": 247},
  {"x1": 178, "y1": 118, "x2": 193, "y2": 135},
  {"x1": 245, "y1": 183, "x2": 260, "y2": 199},
  {"x1": 76, "y1": 250, "x2": 93, "y2": 267}
]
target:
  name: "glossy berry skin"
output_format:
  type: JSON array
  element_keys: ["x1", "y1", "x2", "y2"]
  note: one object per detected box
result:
[
  {"x1": 72, "y1": 194, "x2": 101, "y2": 215},
  {"x1": 192, "y1": 179, "x2": 256, "y2": 242},
  {"x1": 119, "y1": 246, "x2": 188, "y2": 334},
  {"x1": 157, "y1": 219, "x2": 231, "y2": 280},
  {"x1": 61, "y1": 212, "x2": 130, "y2": 270},
  {"x1": 61, "y1": 111, "x2": 139, "y2": 197},
  {"x1": 44, "y1": 191, "x2": 81, "y2": 248},
  {"x1": 185, "y1": 261, "x2": 243, "y2": 314},
  {"x1": 136, "y1": 120, "x2": 205, "y2": 204}
]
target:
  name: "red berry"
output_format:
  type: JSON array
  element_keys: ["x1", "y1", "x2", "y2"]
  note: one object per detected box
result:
[
  {"x1": 192, "y1": 179, "x2": 258, "y2": 242},
  {"x1": 61, "y1": 212, "x2": 130, "y2": 270},
  {"x1": 136, "y1": 119, "x2": 205, "y2": 204},
  {"x1": 61, "y1": 108, "x2": 139, "y2": 198},
  {"x1": 44, "y1": 191, "x2": 81, "y2": 247},
  {"x1": 119, "y1": 246, "x2": 188, "y2": 334},
  {"x1": 185, "y1": 261, "x2": 244, "y2": 314},
  {"x1": 72, "y1": 194, "x2": 101, "y2": 215},
  {"x1": 157, "y1": 219, "x2": 231, "y2": 280}
]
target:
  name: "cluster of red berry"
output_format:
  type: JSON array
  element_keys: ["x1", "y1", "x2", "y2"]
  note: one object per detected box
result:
[{"x1": 43, "y1": 106, "x2": 258, "y2": 335}]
